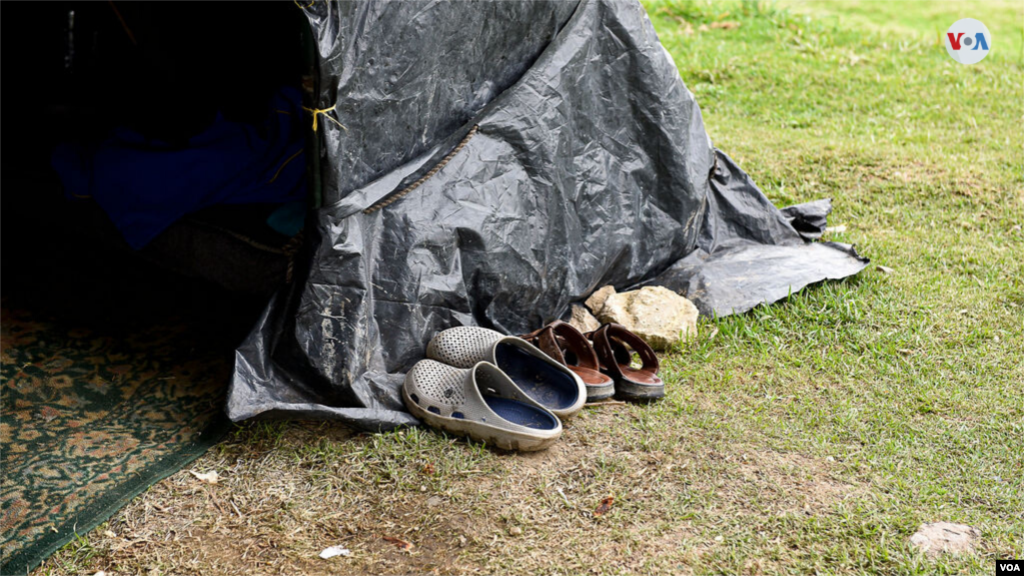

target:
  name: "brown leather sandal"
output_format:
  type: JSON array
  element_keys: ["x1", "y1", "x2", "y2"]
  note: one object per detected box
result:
[
  {"x1": 586, "y1": 323, "x2": 664, "y2": 401},
  {"x1": 521, "y1": 320, "x2": 615, "y2": 402}
]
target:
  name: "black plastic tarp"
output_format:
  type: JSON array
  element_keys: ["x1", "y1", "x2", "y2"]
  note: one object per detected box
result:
[{"x1": 227, "y1": 0, "x2": 868, "y2": 431}]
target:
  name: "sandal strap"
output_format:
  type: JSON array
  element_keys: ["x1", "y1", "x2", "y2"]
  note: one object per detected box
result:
[
  {"x1": 586, "y1": 323, "x2": 659, "y2": 377},
  {"x1": 546, "y1": 320, "x2": 600, "y2": 371},
  {"x1": 521, "y1": 320, "x2": 600, "y2": 371},
  {"x1": 522, "y1": 326, "x2": 566, "y2": 364},
  {"x1": 587, "y1": 325, "x2": 622, "y2": 379}
]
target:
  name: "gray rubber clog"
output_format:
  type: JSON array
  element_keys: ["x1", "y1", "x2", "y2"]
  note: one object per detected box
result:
[
  {"x1": 426, "y1": 326, "x2": 586, "y2": 420},
  {"x1": 402, "y1": 359, "x2": 562, "y2": 451}
]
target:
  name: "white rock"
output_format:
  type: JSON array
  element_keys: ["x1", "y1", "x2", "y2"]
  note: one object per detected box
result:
[
  {"x1": 589, "y1": 286, "x2": 698, "y2": 350},
  {"x1": 909, "y1": 522, "x2": 980, "y2": 557},
  {"x1": 585, "y1": 286, "x2": 617, "y2": 315},
  {"x1": 569, "y1": 304, "x2": 601, "y2": 333}
]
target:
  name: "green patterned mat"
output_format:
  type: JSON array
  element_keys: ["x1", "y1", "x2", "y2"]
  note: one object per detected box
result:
[{"x1": 0, "y1": 304, "x2": 231, "y2": 575}]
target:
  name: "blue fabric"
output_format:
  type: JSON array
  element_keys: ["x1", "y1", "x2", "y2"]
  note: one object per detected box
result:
[
  {"x1": 52, "y1": 87, "x2": 307, "y2": 249},
  {"x1": 266, "y1": 200, "x2": 307, "y2": 238}
]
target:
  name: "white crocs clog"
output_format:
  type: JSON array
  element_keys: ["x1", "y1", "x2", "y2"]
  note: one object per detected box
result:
[
  {"x1": 402, "y1": 359, "x2": 562, "y2": 451},
  {"x1": 426, "y1": 326, "x2": 586, "y2": 419}
]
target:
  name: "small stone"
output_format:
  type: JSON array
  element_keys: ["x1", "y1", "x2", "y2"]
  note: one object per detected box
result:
[
  {"x1": 826, "y1": 456, "x2": 835, "y2": 462},
  {"x1": 909, "y1": 522, "x2": 980, "y2": 557},
  {"x1": 585, "y1": 286, "x2": 617, "y2": 315},
  {"x1": 714, "y1": 535, "x2": 724, "y2": 542},
  {"x1": 426, "y1": 496, "x2": 443, "y2": 507},
  {"x1": 103, "y1": 530, "x2": 116, "y2": 538},
  {"x1": 569, "y1": 304, "x2": 601, "y2": 333},
  {"x1": 508, "y1": 526, "x2": 523, "y2": 536},
  {"x1": 593, "y1": 286, "x2": 698, "y2": 350}
]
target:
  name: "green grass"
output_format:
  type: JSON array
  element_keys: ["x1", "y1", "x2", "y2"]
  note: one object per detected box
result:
[
  {"x1": 644, "y1": 0, "x2": 1024, "y2": 573},
  {"x1": 36, "y1": 2, "x2": 1023, "y2": 575}
]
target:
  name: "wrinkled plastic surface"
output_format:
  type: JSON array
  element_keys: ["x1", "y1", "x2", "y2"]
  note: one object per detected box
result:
[{"x1": 228, "y1": 0, "x2": 868, "y2": 431}]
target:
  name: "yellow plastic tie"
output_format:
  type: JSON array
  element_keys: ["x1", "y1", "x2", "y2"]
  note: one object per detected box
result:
[
  {"x1": 293, "y1": 0, "x2": 315, "y2": 9},
  {"x1": 302, "y1": 104, "x2": 347, "y2": 132}
]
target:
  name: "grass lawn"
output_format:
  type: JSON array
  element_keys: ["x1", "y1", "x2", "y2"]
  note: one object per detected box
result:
[{"x1": 35, "y1": 1, "x2": 1023, "y2": 575}]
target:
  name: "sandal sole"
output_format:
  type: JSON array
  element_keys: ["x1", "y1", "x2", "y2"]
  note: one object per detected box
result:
[
  {"x1": 585, "y1": 382, "x2": 616, "y2": 402},
  {"x1": 614, "y1": 380, "x2": 665, "y2": 402}
]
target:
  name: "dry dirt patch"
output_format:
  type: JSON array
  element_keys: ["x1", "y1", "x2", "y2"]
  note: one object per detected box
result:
[
  {"x1": 725, "y1": 449, "x2": 862, "y2": 514},
  {"x1": 38, "y1": 410, "x2": 866, "y2": 575}
]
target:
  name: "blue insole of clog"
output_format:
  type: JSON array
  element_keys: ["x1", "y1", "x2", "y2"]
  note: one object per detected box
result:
[
  {"x1": 495, "y1": 344, "x2": 579, "y2": 410},
  {"x1": 483, "y1": 396, "x2": 559, "y2": 430}
]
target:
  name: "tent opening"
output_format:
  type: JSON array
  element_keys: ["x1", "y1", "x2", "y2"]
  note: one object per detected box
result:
[{"x1": 1, "y1": 1, "x2": 310, "y2": 329}]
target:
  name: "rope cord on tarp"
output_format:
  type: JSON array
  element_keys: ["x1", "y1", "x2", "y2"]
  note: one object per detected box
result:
[
  {"x1": 282, "y1": 230, "x2": 305, "y2": 284},
  {"x1": 363, "y1": 125, "x2": 479, "y2": 215}
]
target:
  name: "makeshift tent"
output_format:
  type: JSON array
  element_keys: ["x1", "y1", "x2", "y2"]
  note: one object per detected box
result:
[{"x1": 227, "y1": 0, "x2": 868, "y2": 431}]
